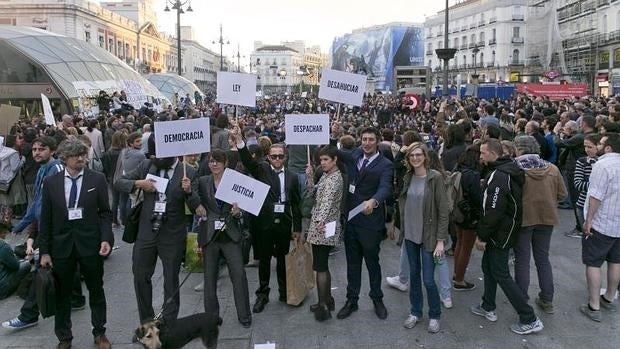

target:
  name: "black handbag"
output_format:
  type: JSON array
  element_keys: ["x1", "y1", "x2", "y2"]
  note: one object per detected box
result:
[
  {"x1": 35, "y1": 267, "x2": 56, "y2": 318},
  {"x1": 122, "y1": 190, "x2": 143, "y2": 244}
]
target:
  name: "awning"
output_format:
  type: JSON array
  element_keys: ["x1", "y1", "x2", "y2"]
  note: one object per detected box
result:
[{"x1": 597, "y1": 73, "x2": 609, "y2": 82}]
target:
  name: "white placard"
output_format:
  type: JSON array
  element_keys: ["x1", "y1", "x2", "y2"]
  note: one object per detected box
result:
[
  {"x1": 325, "y1": 221, "x2": 336, "y2": 238},
  {"x1": 347, "y1": 202, "x2": 365, "y2": 221},
  {"x1": 215, "y1": 168, "x2": 270, "y2": 216},
  {"x1": 216, "y1": 72, "x2": 257, "y2": 107},
  {"x1": 255, "y1": 344, "x2": 275, "y2": 349},
  {"x1": 145, "y1": 174, "x2": 169, "y2": 193},
  {"x1": 301, "y1": 91, "x2": 307, "y2": 98},
  {"x1": 284, "y1": 114, "x2": 330, "y2": 145},
  {"x1": 318, "y1": 69, "x2": 367, "y2": 106},
  {"x1": 41, "y1": 93, "x2": 55, "y2": 126},
  {"x1": 153, "y1": 118, "x2": 211, "y2": 158}
]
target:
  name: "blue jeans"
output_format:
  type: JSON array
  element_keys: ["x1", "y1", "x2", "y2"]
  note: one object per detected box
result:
[
  {"x1": 399, "y1": 243, "x2": 451, "y2": 300},
  {"x1": 405, "y1": 240, "x2": 441, "y2": 319}
]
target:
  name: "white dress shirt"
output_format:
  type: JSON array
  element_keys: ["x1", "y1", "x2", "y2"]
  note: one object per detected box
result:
[
  {"x1": 585, "y1": 153, "x2": 620, "y2": 237},
  {"x1": 64, "y1": 169, "x2": 85, "y2": 208},
  {"x1": 357, "y1": 151, "x2": 380, "y2": 171}
]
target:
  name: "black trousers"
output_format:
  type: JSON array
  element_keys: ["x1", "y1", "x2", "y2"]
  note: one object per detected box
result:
[
  {"x1": 53, "y1": 248, "x2": 106, "y2": 342},
  {"x1": 19, "y1": 266, "x2": 84, "y2": 323},
  {"x1": 132, "y1": 236, "x2": 185, "y2": 324},
  {"x1": 255, "y1": 222, "x2": 291, "y2": 299},
  {"x1": 481, "y1": 244, "x2": 536, "y2": 324},
  {"x1": 344, "y1": 224, "x2": 384, "y2": 302}
]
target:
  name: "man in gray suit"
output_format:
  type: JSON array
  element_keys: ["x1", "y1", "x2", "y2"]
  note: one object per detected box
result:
[{"x1": 115, "y1": 134, "x2": 200, "y2": 324}]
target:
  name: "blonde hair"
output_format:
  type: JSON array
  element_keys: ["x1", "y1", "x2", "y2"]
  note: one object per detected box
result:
[{"x1": 404, "y1": 142, "x2": 430, "y2": 172}]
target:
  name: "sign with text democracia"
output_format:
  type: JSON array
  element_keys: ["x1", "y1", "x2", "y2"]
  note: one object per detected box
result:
[
  {"x1": 154, "y1": 118, "x2": 211, "y2": 158},
  {"x1": 216, "y1": 72, "x2": 257, "y2": 107},
  {"x1": 318, "y1": 68, "x2": 367, "y2": 106},
  {"x1": 284, "y1": 114, "x2": 330, "y2": 145},
  {"x1": 614, "y1": 48, "x2": 620, "y2": 68},
  {"x1": 215, "y1": 168, "x2": 270, "y2": 216}
]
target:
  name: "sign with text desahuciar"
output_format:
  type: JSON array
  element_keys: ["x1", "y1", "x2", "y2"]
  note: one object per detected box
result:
[
  {"x1": 284, "y1": 114, "x2": 330, "y2": 145},
  {"x1": 154, "y1": 118, "x2": 211, "y2": 158},
  {"x1": 216, "y1": 72, "x2": 257, "y2": 107},
  {"x1": 215, "y1": 168, "x2": 270, "y2": 216},
  {"x1": 318, "y1": 69, "x2": 367, "y2": 106}
]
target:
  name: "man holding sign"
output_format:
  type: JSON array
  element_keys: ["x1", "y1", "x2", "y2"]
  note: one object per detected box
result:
[{"x1": 229, "y1": 125, "x2": 302, "y2": 313}]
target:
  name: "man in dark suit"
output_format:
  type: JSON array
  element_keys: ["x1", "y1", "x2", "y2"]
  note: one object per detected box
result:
[
  {"x1": 230, "y1": 125, "x2": 302, "y2": 313},
  {"x1": 333, "y1": 126, "x2": 394, "y2": 320},
  {"x1": 38, "y1": 138, "x2": 113, "y2": 349},
  {"x1": 115, "y1": 134, "x2": 200, "y2": 324}
]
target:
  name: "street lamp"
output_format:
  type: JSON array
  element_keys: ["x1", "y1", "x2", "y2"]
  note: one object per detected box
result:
[
  {"x1": 212, "y1": 24, "x2": 230, "y2": 71},
  {"x1": 296, "y1": 65, "x2": 310, "y2": 94},
  {"x1": 435, "y1": 0, "x2": 456, "y2": 98},
  {"x1": 164, "y1": 0, "x2": 193, "y2": 76},
  {"x1": 234, "y1": 43, "x2": 245, "y2": 72}
]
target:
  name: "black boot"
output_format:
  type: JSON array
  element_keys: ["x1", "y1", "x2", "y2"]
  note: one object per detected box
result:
[
  {"x1": 310, "y1": 296, "x2": 335, "y2": 312},
  {"x1": 314, "y1": 304, "x2": 332, "y2": 322}
]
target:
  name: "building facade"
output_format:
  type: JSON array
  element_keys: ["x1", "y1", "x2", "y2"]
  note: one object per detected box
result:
[
  {"x1": 0, "y1": 0, "x2": 177, "y2": 75},
  {"x1": 179, "y1": 26, "x2": 219, "y2": 91},
  {"x1": 424, "y1": 0, "x2": 528, "y2": 86}
]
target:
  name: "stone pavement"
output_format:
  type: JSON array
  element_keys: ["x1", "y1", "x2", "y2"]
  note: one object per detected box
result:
[{"x1": 1, "y1": 209, "x2": 618, "y2": 349}]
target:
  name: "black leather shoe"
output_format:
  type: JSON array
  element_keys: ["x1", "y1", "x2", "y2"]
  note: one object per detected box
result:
[
  {"x1": 310, "y1": 297, "x2": 335, "y2": 312},
  {"x1": 56, "y1": 341, "x2": 72, "y2": 349},
  {"x1": 336, "y1": 300, "x2": 358, "y2": 319},
  {"x1": 253, "y1": 297, "x2": 269, "y2": 313},
  {"x1": 373, "y1": 299, "x2": 388, "y2": 319},
  {"x1": 240, "y1": 319, "x2": 252, "y2": 328},
  {"x1": 314, "y1": 305, "x2": 332, "y2": 322}
]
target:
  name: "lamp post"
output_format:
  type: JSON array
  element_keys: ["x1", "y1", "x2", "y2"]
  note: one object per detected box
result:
[
  {"x1": 435, "y1": 0, "x2": 456, "y2": 98},
  {"x1": 296, "y1": 65, "x2": 310, "y2": 94},
  {"x1": 164, "y1": 0, "x2": 193, "y2": 76},
  {"x1": 213, "y1": 24, "x2": 230, "y2": 71},
  {"x1": 234, "y1": 43, "x2": 245, "y2": 72}
]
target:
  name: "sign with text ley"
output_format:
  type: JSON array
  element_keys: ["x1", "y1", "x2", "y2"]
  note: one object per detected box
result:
[
  {"x1": 318, "y1": 69, "x2": 367, "y2": 106},
  {"x1": 154, "y1": 118, "x2": 211, "y2": 158},
  {"x1": 215, "y1": 168, "x2": 270, "y2": 216},
  {"x1": 284, "y1": 114, "x2": 330, "y2": 145},
  {"x1": 216, "y1": 72, "x2": 257, "y2": 107}
]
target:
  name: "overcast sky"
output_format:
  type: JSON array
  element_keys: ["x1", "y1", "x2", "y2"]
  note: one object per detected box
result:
[{"x1": 145, "y1": 0, "x2": 449, "y2": 69}]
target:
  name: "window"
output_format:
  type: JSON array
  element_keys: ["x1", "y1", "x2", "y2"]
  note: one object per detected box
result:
[
  {"x1": 480, "y1": 52, "x2": 484, "y2": 65},
  {"x1": 602, "y1": 14, "x2": 608, "y2": 33},
  {"x1": 492, "y1": 50, "x2": 496, "y2": 64},
  {"x1": 512, "y1": 49, "x2": 520, "y2": 64},
  {"x1": 513, "y1": 27, "x2": 520, "y2": 38},
  {"x1": 85, "y1": 31, "x2": 91, "y2": 43},
  {"x1": 454, "y1": 38, "x2": 459, "y2": 47},
  {"x1": 492, "y1": 28, "x2": 497, "y2": 40},
  {"x1": 617, "y1": 11, "x2": 620, "y2": 31},
  {"x1": 108, "y1": 38, "x2": 114, "y2": 53},
  {"x1": 428, "y1": 42, "x2": 433, "y2": 52},
  {"x1": 479, "y1": 32, "x2": 485, "y2": 42},
  {"x1": 438, "y1": 41, "x2": 443, "y2": 48},
  {"x1": 98, "y1": 35, "x2": 104, "y2": 48},
  {"x1": 142, "y1": 47, "x2": 146, "y2": 61}
]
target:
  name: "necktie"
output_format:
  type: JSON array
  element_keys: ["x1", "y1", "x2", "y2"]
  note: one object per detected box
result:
[
  {"x1": 162, "y1": 169, "x2": 170, "y2": 179},
  {"x1": 68, "y1": 175, "x2": 82, "y2": 208},
  {"x1": 361, "y1": 158, "x2": 369, "y2": 171}
]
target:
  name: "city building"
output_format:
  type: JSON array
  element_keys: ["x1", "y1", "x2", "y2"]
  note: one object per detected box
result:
[
  {"x1": 179, "y1": 26, "x2": 219, "y2": 91},
  {"x1": 331, "y1": 22, "x2": 424, "y2": 91},
  {"x1": 527, "y1": 0, "x2": 620, "y2": 96},
  {"x1": 424, "y1": 0, "x2": 528, "y2": 86},
  {"x1": 0, "y1": 0, "x2": 178, "y2": 75},
  {"x1": 250, "y1": 40, "x2": 328, "y2": 94}
]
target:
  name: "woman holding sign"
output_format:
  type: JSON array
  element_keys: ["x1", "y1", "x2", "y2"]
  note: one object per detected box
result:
[
  {"x1": 195, "y1": 150, "x2": 252, "y2": 328},
  {"x1": 305, "y1": 145, "x2": 346, "y2": 321}
]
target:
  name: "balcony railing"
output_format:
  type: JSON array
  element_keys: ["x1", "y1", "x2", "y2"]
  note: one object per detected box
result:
[
  {"x1": 487, "y1": 62, "x2": 496, "y2": 68},
  {"x1": 469, "y1": 23, "x2": 477, "y2": 29},
  {"x1": 511, "y1": 37, "x2": 524, "y2": 44},
  {"x1": 437, "y1": 32, "x2": 444, "y2": 37},
  {"x1": 460, "y1": 26, "x2": 467, "y2": 31},
  {"x1": 459, "y1": 64, "x2": 468, "y2": 69},
  {"x1": 489, "y1": 17, "x2": 497, "y2": 24},
  {"x1": 478, "y1": 21, "x2": 485, "y2": 27},
  {"x1": 512, "y1": 14, "x2": 525, "y2": 21},
  {"x1": 489, "y1": 38, "x2": 497, "y2": 45},
  {"x1": 510, "y1": 60, "x2": 525, "y2": 66},
  {"x1": 460, "y1": 44, "x2": 468, "y2": 50},
  {"x1": 477, "y1": 41, "x2": 485, "y2": 47},
  {"x1": 597, "y1": 0, "x2": 610, "y2": 7},
  {"x1": 468, "y1": 42, "x2": 477, "y2": 49},
  {"x1": 426, "y1": 51, "x2": 433, "y2": 56}
]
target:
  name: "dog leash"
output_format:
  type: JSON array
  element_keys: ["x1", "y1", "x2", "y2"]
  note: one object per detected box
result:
[{"x1": 153, "y1": 270, "x2": 193, "y2": 321}]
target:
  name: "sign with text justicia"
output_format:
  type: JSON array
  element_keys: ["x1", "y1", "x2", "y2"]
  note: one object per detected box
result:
[{"x1": 318, "y1": 69, "x2": 367, "y2": 106}]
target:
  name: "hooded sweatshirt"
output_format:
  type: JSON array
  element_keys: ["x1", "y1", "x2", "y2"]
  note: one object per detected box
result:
[
  {"x1": 478, "y1": 156, "x2": 524, "y2": 249},
  {"x1": 515, "y1": 154, "x2": 567, "y2": 227}
]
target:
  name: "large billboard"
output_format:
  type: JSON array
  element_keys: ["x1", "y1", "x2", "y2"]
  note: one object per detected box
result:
[{"x1": 331, "y1": 23, "x2": 424, "y2": 91}]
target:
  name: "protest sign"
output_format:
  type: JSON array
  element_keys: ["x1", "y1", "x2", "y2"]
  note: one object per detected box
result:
[
  {"x1": 153, "y1": 118, "x2": 211, "y2": 158},
  {"x1": 215, "y1": 168, "x2": 270, "y2": 216},
  {"x1": 284, "y1": 114, "x2": 330, "y2": 145},
  {"x1": 0, "y1": 104, "x2": 21, "y2": 136},
  {"x1": 318, "y1": 69, "x2": 367, "y2": 106},
  {"x1": 41, "y1": 93, "x2": 55, "y2": 126},
  {"x1": 216, "y1": 72, "x2": 257, "y2": 107}
]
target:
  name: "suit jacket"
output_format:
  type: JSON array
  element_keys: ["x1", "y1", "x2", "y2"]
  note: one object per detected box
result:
[
  {"x1": 237, "y1": 144, "x2": 302, "y2": 233},
  {"x1": 197, "y1": 175, "x2": 242, "y2": 246},
  {"x1": 339, "y1": 147, "x2": 393, "y2": 230},
  {"x1": 114, "y1": 159, "x2": 201, "y2": 243},
  {"x1": 38, "y1": 168, "x2": 113, "y2": 259}
]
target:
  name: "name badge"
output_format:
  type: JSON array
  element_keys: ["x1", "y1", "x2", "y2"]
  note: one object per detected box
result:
[
  {"x1": 214, "y1": 220, "x2": 225, "y2": 230},
  {"x1": 274, "y1": 204, "x2": 285, "y2": 213},
  {"x1": 348, "y1": 184, "x2": 356, "y2": 194},
  {"x1": 68, "y1": 208, "x2": 83, "y2": 221},
  {"x1": 154, "y1": 201, "x2": 167, "y2": 213}
]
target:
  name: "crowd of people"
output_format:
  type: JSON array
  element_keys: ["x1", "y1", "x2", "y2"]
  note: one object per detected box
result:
[{"x1": 0, "y1": 88, "x2": 619, "y2": 348}]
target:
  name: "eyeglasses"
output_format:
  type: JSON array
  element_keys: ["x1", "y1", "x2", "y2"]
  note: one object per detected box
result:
[{"x1": 269, "y1": 154, "x2": 285, "y2": 160}]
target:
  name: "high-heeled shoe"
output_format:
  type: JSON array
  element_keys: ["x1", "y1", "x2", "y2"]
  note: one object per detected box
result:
[
  {"x1": 310, "y1": 296, "x2": 335, "y2": 312},
  {"x1": 314, "y1": 305, "x2": 332, "y2": 322}
]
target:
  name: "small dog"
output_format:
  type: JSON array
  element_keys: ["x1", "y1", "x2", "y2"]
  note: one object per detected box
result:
[{"x1": 134, "y1": 313, "x2": 219, "y2": 349}]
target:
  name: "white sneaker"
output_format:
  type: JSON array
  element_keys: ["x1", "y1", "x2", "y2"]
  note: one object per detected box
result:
[
  {"x1": 428, "y1": 319, "x2": 440, "y2": 333},
  {"x1": 470, "y1": 303, "x2": 498, "y2": 322},
  {"x1": 194, "y1": 282, "x2": 204, "y2": 292},
  {"x1": 441, "y1": 297, "x2": 453, "y2": 309},
  {"x1": 386, "y1": 276, "x2": 409, "y2": 292},
  {"x1": 403, "y1": 314, "x2": 419, "y2": 329}
]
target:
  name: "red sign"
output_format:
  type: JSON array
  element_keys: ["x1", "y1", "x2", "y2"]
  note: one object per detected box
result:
[
  {"x1": 542, "y1": 70, "x2": 561, "y2": 80},
  {"x1": 516, "y1": 84, "x2": 588, "y2": 101},
  {"x1": 404, "y1": 94, "x2": 420, "y2": 110}
]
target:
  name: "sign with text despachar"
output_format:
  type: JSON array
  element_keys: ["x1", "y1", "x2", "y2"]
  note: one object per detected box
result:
[
  {"x1": 284, "y1": 114, "x2": 330, "y2": 145},
  {"x1": 216, "y1": 72, "x2": 257, "y2": 107},
  {"x1": 516, "y1": 84, "x2": 588, "y2": 101},
  {"x1": 153, "y1": 118, "x2": 211, "y2": 158},
  {"x1": 215, "y1": 168, "x2": 270, "y2": 216},
  {"x1": 318, "y1": 69, "x2": 367, "y2": 106}
]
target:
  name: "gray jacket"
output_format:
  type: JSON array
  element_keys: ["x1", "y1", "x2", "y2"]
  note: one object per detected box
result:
[{"x1": 197, "y1": 175, "x2": 242, "y2": 247}]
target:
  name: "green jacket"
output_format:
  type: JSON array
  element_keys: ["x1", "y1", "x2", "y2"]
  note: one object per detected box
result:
[{"x1": 397, "y1": 169, "x2": 450, "y2": 252}]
